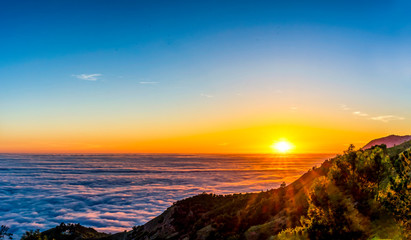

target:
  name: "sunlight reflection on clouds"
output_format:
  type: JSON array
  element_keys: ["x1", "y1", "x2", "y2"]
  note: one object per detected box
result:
[{"x1": 0, "y1": 153, "x2": 333, "y2": 237}]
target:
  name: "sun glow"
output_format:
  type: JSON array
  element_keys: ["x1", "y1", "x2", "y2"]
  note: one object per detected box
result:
[{"x1": 271, "y1": 140, "x2": 294, "y2": 154}]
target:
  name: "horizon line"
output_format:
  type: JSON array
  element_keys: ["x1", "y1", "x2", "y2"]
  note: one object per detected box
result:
[{"x1": 0, "y1": 152, "x2": 338, "y2": 155}]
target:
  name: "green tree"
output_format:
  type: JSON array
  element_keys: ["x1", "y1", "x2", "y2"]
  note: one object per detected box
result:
[
  {"x1": 356, "y1": 146, "x2": 391, "y2": 200},
  {"x1": 380, "y1": 148, "x2": 411, "y2": 238},
  {"x1": 21, "y1": 230, "x2": 42, "y2": 240},
  {"x1": 0, "y1": 226, "x2": 12, "y2": 240},
  {"x1": 302, "y1": 177, "x2": 367, "y2": 240}
]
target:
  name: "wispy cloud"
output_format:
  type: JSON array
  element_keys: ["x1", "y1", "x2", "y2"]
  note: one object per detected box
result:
[
  {"x1": 73, "y1": 74, "x2": 102, "y2": 81},
  {"x1": 370, "y1": 115, "x2": 405, "y2": 123},
  {"x1": 200, "y1": 93, "x2": 214, "y2": 98},
  {"x1": 340, "y1": 104, "x2": 350, "y2": 111},
  {"x1": 352, "y1": 111, "x2": 368, "y2": 117},
  {"x1": 341, "y1": 105, "x2": 405, "y2": 123},
  {"x1": 139, "y1": 81, "x2": 159, "y2": 85}
]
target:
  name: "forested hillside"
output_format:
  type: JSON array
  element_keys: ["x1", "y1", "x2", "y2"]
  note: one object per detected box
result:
[{"x1": 129, "y1": 141, "x2": 411, "y2": 239}]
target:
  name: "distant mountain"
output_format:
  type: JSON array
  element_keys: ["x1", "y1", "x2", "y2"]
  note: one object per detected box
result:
[{"x1": 362, "y1": 134, "x2": 411, "y2": 150}]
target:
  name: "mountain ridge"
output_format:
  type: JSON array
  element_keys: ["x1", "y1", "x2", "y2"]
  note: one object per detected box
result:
[{"x1": 362, "y1": 134, "x2": 411, "y2": 150}]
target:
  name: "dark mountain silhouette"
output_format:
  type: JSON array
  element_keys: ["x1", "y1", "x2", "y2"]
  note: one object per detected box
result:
[{"x1": 362, "y1": 134, "x2": 411, "y2": 150}]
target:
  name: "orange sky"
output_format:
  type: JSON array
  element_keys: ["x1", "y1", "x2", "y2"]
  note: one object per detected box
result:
[
  {"x1": 2, "y1": 2, "x2": 411, "y2": 154},
  {"x1": 1, "y1": 88, "x2": 409, "y2": 153},
  {"x1": 1, "y1": 113, "x2": 407, "y2": 154}
]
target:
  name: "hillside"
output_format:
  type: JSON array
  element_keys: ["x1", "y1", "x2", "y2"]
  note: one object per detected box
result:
[
  {"x1": 14, "y1": 139, "x2": 411, "y2": 240},
  {"x1": 362, "y1": 134, "x2": 411, "y2": 150},
  {"x1": 128, "y1": 140, "x2": 411, "y2": 239}
]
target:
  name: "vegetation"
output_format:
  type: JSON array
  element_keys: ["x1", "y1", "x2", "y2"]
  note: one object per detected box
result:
[
  {"x1": 129, "y1": 141, "x2": 411, "y2": 240},
  {"x1": 0, "y1": 226, "x2": 12, "y2": 240},
  {"x1": 276, "y1": 143, "x2": 410, "y2": 240},
  {"x1": 21, "y1": 223, "x2": 110, "y2": 240}
]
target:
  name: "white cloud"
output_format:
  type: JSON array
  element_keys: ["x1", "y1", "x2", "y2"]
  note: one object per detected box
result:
[
  {"x1": 346, "y1": 106, "x2": 405, "y2": 123},
  {"x1": 340, "y1": 104, "x2": 350, "y2": 111},
  {"x1": 340, "y1": 104, "x2": 405, "y2": 123},
  {"x1": 200, "y1": 93, "x2": 214, "y2": 98},
  {"x1": 370, "y1": 115, "x2": 405, "y2": 123},
  {"x1": 139, "y1": 81, "x2": 159, "y2": 85},
  {"x1": 73, "y1": 74, "x2": 102, "y2": 81},
  {"x1": 352, "y1": 111, "x2": 368, "y2": 117}
]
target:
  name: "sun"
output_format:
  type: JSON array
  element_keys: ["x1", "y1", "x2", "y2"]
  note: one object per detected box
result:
[{"x1": 271, "y1": 140, "x2": 294, "y2": 154}]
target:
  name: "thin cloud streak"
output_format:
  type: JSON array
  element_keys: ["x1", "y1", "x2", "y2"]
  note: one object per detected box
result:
[
  {"x1": 344, "y1": 105, "x2": 405, "y2": 122},
  {"x1": 352, "y1": 111, "x2": 368, "y2": 117},
  {"x1": 340, "y1": 104, "x2": 350, "y2": 111},
  {"x1": 370, "y1": 115, "x2": 405, "y2": 123},
  {"x1": 139, "y1": 81, "x2": 159, "y2": 85},
  {"x1": 73, "y1": 74, "x2": 102, "y2": 81},
  {"x1": 348, "y1": 104, "x2": 405, "y2": 123},
  {"x1": 200, "y1": 93, "x2": 214, "y2": 98}
]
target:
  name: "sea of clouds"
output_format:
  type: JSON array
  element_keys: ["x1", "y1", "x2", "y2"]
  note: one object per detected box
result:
[{"x1": 0, "y1": 153, "x2": 333, "y2": 237}]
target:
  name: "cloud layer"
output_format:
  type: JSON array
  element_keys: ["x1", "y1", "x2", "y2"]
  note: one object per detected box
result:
[{"x1": 0, "y1": 153, "x2": 333, "y2": 238}]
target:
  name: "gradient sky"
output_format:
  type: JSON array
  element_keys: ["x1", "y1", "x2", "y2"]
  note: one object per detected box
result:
[{"x1": 1, "y1": 0, "x2": 411, "y2": 153}]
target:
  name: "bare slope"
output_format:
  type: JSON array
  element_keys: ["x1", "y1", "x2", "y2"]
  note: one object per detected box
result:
[{"x1": 362, "y1": 134, "x2": 411, "y2": 150}]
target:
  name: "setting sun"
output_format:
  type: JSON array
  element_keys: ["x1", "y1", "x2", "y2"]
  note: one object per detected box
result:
[{"x1": 271, "y1": 140, "x2": 294, "y2": 154}]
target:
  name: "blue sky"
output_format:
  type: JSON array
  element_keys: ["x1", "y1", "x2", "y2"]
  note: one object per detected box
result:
[
  {"x1": 2, "y1": 0, "x2": 410, "y2": 64},
  {"x1": 1, "y1": 0, "x2": 411, "y2": 153}
]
